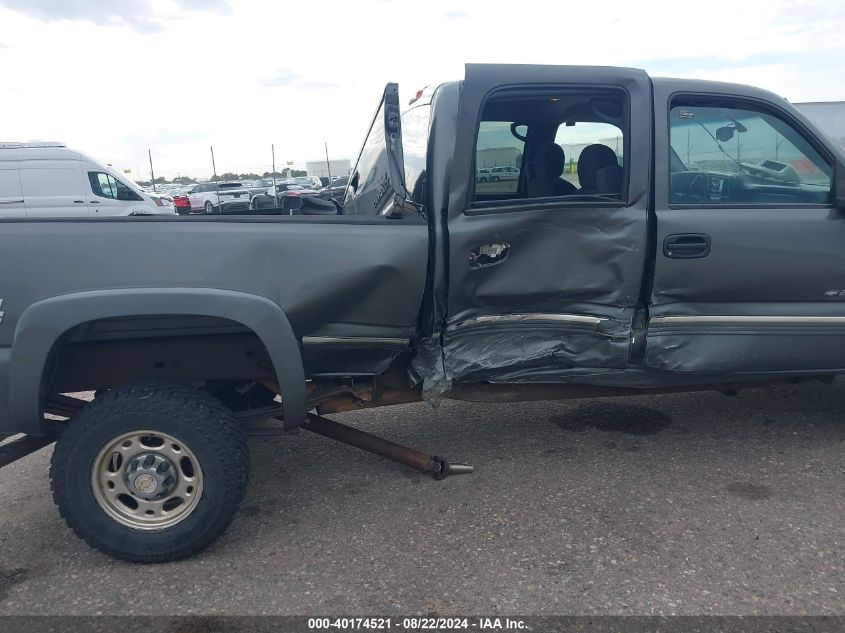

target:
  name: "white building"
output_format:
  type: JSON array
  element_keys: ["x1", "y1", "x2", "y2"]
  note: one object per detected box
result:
[
  {"x1": 794, "y1": 101, "x2": 845, "y2": 152},
  {"x1": 305, "y1": 158, "x2": 351, "y2": 179}
]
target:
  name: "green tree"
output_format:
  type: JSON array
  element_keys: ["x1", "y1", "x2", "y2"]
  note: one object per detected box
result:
[
  {"x1": 238, "y1": 173, "x2": 261, "y2": 180},
  {"x1": 172, "y1": 176, "x2": 197, "y2": 185}
]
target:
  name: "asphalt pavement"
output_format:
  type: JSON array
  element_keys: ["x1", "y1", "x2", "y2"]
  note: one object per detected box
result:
[{"x1": 0, "y1": 380, "x2": 842, "y2": 615}]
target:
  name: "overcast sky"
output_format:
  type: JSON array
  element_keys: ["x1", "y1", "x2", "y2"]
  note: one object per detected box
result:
[{"x1": 1, "y1": 0, "x2": 844, "y2": 180}]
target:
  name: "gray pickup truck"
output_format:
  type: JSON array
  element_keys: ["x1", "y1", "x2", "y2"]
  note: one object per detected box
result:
[{"x1": 2, "y1": 65, "x2": 844, "y2": 562}]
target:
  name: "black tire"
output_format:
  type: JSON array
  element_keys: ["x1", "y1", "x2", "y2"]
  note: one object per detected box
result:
[
  {"x1": 207, "y1": 381, "x2": 277, "y2": 412},
  {"x1": 204, "y1": 201, "x2": 215, "y2": 214},
  {"x1": 491, "y1": 176, "x2": 500, "y2": 182},
  {"x1": 50, "y1": 383, "x2": 250, "y2": 563}
]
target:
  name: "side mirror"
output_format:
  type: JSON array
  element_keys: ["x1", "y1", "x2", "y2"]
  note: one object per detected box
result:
[{"x1": 836, "y1": 162, "x2": 845, "y2": 208}]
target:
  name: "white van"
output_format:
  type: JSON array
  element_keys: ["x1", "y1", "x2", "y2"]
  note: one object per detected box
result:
[{"x1": 0, "y1": 142, "x2": 176, "y2": 217}]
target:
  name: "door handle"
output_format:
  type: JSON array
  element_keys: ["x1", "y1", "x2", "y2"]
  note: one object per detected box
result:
[
  {"x1": 89, "y1": 200, "x2": 99, "y2": 204},
  {"x1": 663, "y1": 234, "x2": 711, "y2": 259},
  {"x1": 469, "y1": 242, "x2": 510, "y2": 268},
  {"x1": 73, "y1": 200, "x2": 85, "y2": 204}
]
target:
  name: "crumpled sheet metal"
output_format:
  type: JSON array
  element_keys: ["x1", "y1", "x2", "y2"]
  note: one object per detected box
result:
[{"x1": 411, "y1": 320, "x2": 631, "y2": 401}]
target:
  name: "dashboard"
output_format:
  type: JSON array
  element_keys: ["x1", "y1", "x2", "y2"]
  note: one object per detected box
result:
[{"x1": 670, "y1": 170, "x2": 830, "y2": 205}]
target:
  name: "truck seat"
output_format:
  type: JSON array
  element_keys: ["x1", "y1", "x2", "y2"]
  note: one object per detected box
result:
[
  {"x1": 526, "y1": 143, "x2": 578, "y2": 198},
  {"x1": 577, "y1": 144, "x2": 622, "y2": 195}
]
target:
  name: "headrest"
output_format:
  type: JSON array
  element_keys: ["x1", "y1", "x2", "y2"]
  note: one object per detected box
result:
[
  {"x1": 577, "y1": 144, "x2": 618, "y2": 190},
  {"x1": 533, "y1": 143, "x2": 566, "y2": 178}
]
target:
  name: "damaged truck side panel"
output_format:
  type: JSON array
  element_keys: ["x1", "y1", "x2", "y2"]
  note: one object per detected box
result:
[
  {"x1": 419, "y1": 65, "x2": 653, "y2": 392},
  {"x1": 4, "y1": 64, "x2": 845, "y2": 562},
  {"x1": 2, "y1": 64, "x2": 845, "y2": 437}
]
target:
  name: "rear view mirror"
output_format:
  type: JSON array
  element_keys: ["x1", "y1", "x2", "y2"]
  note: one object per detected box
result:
[
  {"x1": 510, "y1": 123, "x2": 528, "y2": 141},
  {"x1": 716, "y1": 126, "x2": 735, "y2": 142},
  {"x1": 716, "y1": 120, "x2": 747, "y2": 143}
]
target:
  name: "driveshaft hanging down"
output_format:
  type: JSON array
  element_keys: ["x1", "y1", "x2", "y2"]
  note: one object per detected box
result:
[{"x1": 303, "y1": 413, "x2": 473, "y2": 479}]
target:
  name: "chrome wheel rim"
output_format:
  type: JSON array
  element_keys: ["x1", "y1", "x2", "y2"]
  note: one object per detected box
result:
[{"x1": 91, "y1": 430, "x2": 203, "y2": 530}]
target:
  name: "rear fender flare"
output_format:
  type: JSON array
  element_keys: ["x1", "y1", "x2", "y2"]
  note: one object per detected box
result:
[{"x1": 9, "y1": 288, "x2": 306, "y2": 435}]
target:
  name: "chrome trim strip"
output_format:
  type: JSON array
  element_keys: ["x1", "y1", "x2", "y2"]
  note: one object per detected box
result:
[
  {"x1": 451, "y1": 313, "x2": 604, "y2": 330},
  {"x1": 650, "y1": 315, "x2": 845, "y2": 326},
  {"x1": 301, "y1": 336, "x2": 410, "y2": 346}
]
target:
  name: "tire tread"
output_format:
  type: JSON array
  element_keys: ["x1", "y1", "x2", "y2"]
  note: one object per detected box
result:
[{"x1": 50, "y1": 383, "x2": 249, "y2": 563}]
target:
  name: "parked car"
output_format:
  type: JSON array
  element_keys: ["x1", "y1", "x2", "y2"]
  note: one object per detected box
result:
[
  {"x1": 243, "y1": 178, "x2": 276, "y2": 198},
  {"x1": 488, "y1": 165, "x2": 520, "y2": 181},
  {"x1": 476, "y1": 168, "x2": 492, "y2": 182},
  {"x1": 318, "y1": 175, "x2": 349, "y2": 199},
  {"x1": 187, "y1": 181, "x2": 250, "y2": 213},
  {"x1": 0, "y1": 142, "x2": 176, "y2": 216},
  {"x1": 3, "y1": 66, "x2": 845, "y2": 563},
  {"x1": 249, "y1": 183, "x2": 319, "y2": 210},
  {"x1": 282, "y1": 176, "x2": 323, "y2": 190}
]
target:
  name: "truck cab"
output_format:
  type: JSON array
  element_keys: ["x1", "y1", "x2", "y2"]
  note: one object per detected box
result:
[{"x1": 351, "y1": 66, "x2": 845, "y2": 393}]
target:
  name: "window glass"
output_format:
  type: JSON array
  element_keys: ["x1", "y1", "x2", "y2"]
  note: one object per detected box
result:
[
  {"x1": 476, "y1": 121, "x2": 524, "y2": 195},
  {"x1": 554, "y1": 122, "x2": 623, "y2": 190},
  {"x1": 473, "y1": 90, "x2": 627, "y2": 204},
  {"x1": 343, "y1": 101, "x2": 389, "y2": 215},
  {"x1": 89, "y1": 172, "x2": 118, "y2": 199},
  {"x1": 88, "y1": 171, "x2": 140, "y2": 200},
  {"x1": 402, "y1": 103, "x2": 431, "y2": 205},
  {"x1": 669, "y1": 103, "x2": 832, "y2": 205}
]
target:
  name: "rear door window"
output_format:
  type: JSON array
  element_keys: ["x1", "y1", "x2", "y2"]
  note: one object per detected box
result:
[{"x1": 472, "y1": 89, "x2": 628, "y2": 205}]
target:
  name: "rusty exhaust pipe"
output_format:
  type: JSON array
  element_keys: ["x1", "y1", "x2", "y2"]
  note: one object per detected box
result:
[{"x1": 303, "y1": 413, "x2": 473, "y2": 479}]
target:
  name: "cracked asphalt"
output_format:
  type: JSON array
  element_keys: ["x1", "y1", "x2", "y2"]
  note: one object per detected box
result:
[{"x1": 0, "y1": 380, "x2": 842, "y2": 615}]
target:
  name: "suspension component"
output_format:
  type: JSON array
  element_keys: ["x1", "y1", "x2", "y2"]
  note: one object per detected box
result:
[{"x1": 303, "y1": 413, "x2": 473, "y2": 479}]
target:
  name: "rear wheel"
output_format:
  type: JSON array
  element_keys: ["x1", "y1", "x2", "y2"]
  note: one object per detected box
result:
[
  {"x1": 50, "y1": 383, "x2": 249, "y2": 563},
  {"x1": 204, "y1": 201, "x2": 214, "y2": 214}
]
